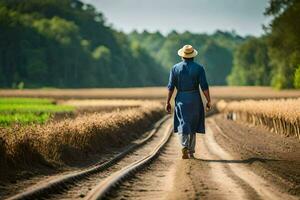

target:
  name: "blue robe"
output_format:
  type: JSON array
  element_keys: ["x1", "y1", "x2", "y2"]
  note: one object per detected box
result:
[{"x1": 167, "y1": 60, "x2": 209, "y2": 135}]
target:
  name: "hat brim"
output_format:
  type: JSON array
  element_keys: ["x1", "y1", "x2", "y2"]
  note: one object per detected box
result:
[{"x1": 177, "y1": 48, "x2": 198, "y2": 58}]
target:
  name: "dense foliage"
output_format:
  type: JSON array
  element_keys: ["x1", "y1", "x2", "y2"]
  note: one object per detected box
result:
[
  {"x1": 0, "y1": 0, "x2": 167, "y2": 88},
  {"x1": 228, "y1": 0, "x2": 300, "y2": 89},
  {"x1": 129, "y1": 30, "x2": 243, "y2": 85},
  {"x1": 266, "y1": 0, "x2": 300, "y2": 89},
  {"x1": 0, "y1": 0, "x2": 298, "y2": 89},
  {"x1": 227, "y1": 37, "x2": 271, "y2": 86}
]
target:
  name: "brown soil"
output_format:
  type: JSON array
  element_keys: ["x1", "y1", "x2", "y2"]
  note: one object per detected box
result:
[
  {"x1": 212, "y1": 114, "x2": 300, "y2": 196},
  {"x1": 111, "y1": 114, "x2": 300, "y2": 199},
  {"x1": 168, "y1": 115, "x2": 300, "y2": 199},
  {"x1": 3, "y1": 117, "x2": 173, "y2": 200},
  {"x1": 2, "y1": 114, "x2": 300, "y2": 199},
  {"x1": 1, "y1": 86, "x2": 299, "y2": 100},
  {"x1": 106, "y1": 130, "x2": 181, "y2": 200},
  {"x1": 0, "y1": 112, "x2": 165, "y2": 198}
]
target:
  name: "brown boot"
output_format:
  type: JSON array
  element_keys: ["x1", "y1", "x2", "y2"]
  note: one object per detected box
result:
[
  {"x1": 182, "y1": 147, "x2": 189, "y2": 159},
  {"x1": 188, "y1": 150, "x2": 195, "y2": 159},
  {"x1": 189, "y1": 153, "x2": 195, "y2": 159}
]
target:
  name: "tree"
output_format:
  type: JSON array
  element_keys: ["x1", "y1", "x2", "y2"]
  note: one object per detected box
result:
[
  {"x1": 200, "y1": 41, "x2": 233, "y2": 85},
  {"x1": 128, "y1": 30, "x2": 244, "y2": 83},
  {"x1": 0, "y1": 0, "x2": 167, "y2": 88},
  {"x1": 265, "y1": 0, "x2": 300, "y2": 88},
  {"x1": 227, "y1": 37, "x2": 271, "y2": 86},
  {"x1": 294, "y1": 65, "x2": 300, "y2": 89}
]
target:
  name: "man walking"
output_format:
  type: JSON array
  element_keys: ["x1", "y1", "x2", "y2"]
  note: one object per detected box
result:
[{"x1": 166, "y1": 44, "x2": 211, "y2": 159}]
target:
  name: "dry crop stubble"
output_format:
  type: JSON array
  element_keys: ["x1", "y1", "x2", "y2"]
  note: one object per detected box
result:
[
  {"x1": 60, "y1": 99, "x2": 149, "y2": 114},
  {"x1": 217, "y1": 98, "x2": 300, "y2": 139},
  {"x1": 0, "y1": 101, "x2": 164, "y2": 176}
]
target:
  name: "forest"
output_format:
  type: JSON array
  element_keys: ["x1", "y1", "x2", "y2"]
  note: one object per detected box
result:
[
  {"x1": 0, "y1": 0, "x2": 166, "y2": 88},
  {"x1": 129, "y1": 30, "x2": 244, "y2": 86},
  {"x1": 0, "y1": 0, "x2": 299, "y2": 89},
  {"x1": 228, "y1": 0, "x2": 300, "y2": 89}
]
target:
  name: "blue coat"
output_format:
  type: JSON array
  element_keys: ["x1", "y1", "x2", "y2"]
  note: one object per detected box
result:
[{"x1": 167, "y1": 60, "x2": 209, "y2": 134}]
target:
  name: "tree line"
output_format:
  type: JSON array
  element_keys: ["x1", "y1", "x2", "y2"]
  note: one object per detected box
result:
[
  {"x1": 129, "y1": 30, "x2": 244, "y2": 86},
  {"x1": 0, "y1": 0, "x2": 299, "y2": 89},
  {"x1": 129, "y1": 0, "x2": 300, "y2": 89},
  {"x1": 228, "y1": 0, "x2": 300, "y2": 89},
  {"x1": 0, "y1": 0, "x2": 167, "y2": 88}
]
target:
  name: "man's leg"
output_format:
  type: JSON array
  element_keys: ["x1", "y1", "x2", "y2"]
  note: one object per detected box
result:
[
  {"x1": 178, "y1": 133, "x2": 189, "y2": 159},
  {"x1": 178, "y1": 133, "x2": 189, "y2": 148},
  {"x1": 188, "y1": 133, "x2": 196, "y2": 158}
]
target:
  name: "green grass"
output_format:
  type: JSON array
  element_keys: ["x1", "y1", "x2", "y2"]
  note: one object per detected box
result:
[
  {"x1": 0, "y1": 113, "x2": 50, "y2": 126},
  {"x1": 0, "y1": 104, "x2": 74, "y2": 113},
  {"x1": 0, "y1": 97, "x2": 74, "y2": 126},
  {"x1": 0, "y1": 98, "x2": 53, "y2": 104}
]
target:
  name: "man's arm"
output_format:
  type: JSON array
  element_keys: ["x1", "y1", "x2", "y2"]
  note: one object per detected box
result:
[
  {"x1": 199, "y1": 65, "x2": 211, "y2": 110},
  {"x1": 203, "y1": 89, "x2": 211, "y2": 110},
  {"x1": 165, "y1": 89, "x2": 174, "y2": 113}
]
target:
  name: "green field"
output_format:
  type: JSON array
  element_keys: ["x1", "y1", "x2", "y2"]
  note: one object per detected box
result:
[
  {"x1": 0, "y1": 98, "x2": 74, "y2": 126},
  {"x1": 0, "y1": 98, "x2": 53, "y2": 104}
]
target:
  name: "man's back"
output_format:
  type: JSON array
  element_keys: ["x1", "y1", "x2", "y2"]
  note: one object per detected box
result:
[{"x1": 170, "y1": 60, "x2": 208, "y2": 92}]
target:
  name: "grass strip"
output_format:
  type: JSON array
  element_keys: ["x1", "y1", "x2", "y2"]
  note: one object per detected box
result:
[{"x1": 0, "y1": 98, "x2": 53, "y2": 105}]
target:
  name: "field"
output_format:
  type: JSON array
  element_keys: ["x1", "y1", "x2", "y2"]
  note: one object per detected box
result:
[
  {"x1": 0, "y1": 101, "x2": 163, "y2": 168},
  {"x1": 1, "y1": 86, "x2": 300, "y2": 100},
  {"x1": 60, "y1": 99, "x2": 146, "y2": 114},
  {"x1": 0, "y1": 86, "x2": 299, "y2": 196},
  {"x1": 0, "y1": 98, "x2": 74, "y2": 126},
  {"x1": 217, "y1": 98, "x2": 300, "y2": 138},
  {"x1": 0, "y1": 96, "x2": 164, "y2": 183},
  {"x1": 0, "y1": 86, "x2": 299, "y2": 127}
]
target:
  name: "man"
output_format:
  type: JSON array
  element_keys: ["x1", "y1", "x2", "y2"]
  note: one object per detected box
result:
[{"x1": 166, "y1": 44, "x2": 211, "y2": 159}]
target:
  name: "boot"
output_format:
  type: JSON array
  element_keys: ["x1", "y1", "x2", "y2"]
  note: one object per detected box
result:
[
  {"x1": 188, "y1": 150, "x2": 195, "y2": 158},
  {"x1": 182, "y1": 147, "x2": 189, "y2": 159},
  {"x1": 189, "y1": 152, "x2": 195, "y2": 159}
]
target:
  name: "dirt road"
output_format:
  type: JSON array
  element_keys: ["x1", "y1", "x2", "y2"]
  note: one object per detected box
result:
[
  {"x1": 111, "y1": 115, "x2": 300, "y2": 200},
  {"x1": 3, "y1": 114, "x2": 300, "y2": 200}
]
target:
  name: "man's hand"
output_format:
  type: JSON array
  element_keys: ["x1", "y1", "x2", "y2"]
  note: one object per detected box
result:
[
  {"x1": 206, "y1": 101, "x2": 211, "y2": 111},
  {"x1": 165, "y1": 102, "x2": 171, "y2": 114}
]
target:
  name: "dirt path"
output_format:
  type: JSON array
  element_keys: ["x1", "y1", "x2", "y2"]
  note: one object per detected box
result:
[
  {"x1": 168, "y1": 116, "x2": 300, "y2": 200},
  {"x1": 3, "y1": 115, "x2": 299, "y2": 200},
  {"x1": 105, "y1": 131, "x2": 181, "y2": 199},
  {"x1": 110, "y1": 115, "x2": 299, "y2": 200}
]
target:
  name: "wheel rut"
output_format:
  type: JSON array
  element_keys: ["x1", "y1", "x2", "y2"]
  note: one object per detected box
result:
[
  {"x1": 202, "y1": 118, "x2": 298, "y2": 200},
  {"x1": 6, "y1": 117, "x2": 172, "y2": 200}
]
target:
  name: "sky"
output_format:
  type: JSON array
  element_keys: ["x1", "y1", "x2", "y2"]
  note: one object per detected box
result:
[{"x1": 82, "y1": 0, "x2": 271, "y2": 37}]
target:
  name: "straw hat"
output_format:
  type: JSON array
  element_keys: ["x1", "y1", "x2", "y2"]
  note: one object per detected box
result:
[
  {"x1": 178, "y1": 44, "x2": 198, "y2": 58},
  {"x1": 177, "y1": 44, "x2": 198, "y2": 58}
]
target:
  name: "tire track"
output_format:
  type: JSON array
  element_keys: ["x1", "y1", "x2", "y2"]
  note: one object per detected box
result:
[
  {"x1": 198, "y1": 135, "x2": 248, "y2": 200},
  {"x1": 205, "y1": 118, "x2": 298, "y2": 200},
  {"x1": 104, "y1": 132, "x2": 180, "y2": 200},
  {"x1": 6, "y1": 116, "x2": 171, "y2": 200}
]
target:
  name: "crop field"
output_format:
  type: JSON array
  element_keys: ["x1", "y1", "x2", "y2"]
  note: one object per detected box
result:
[
  {"x1": 0, "y1": 98, "x2": 53, "y2": 104},
  {"x1": 0, "y1": 86, "x2": 298, "y2": 169},
  {"x1": 0, "y1": 97, "x2": 160, "y2": 127},
  {"x1": 0, "y1": 99, "x2": 163, "y2": 167},
  {"x1": 1, "y1": 86, "x2": 300, "y2": 100},
  {"x1": 0, "y1": 98, "x2": 74, "y2": 126},
  {"x1": 60, "y1": 99, "x2": 147, "y2": 113},
  {"x1": 1, "y1": 86, "x2": 299, "y2": 129},
  {"x1": 0, "y1": 86, "x2": 299, "y2": 199},
  {"x1": 217, "y1": 98, "x2": 300, "y2": 139},
  {"x1": 0, "y1": 87, "x2": 299, "y2": 173}
]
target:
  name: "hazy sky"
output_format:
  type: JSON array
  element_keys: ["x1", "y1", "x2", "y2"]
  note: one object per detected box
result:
[{"x1": 82, "y1": 0, "x2": 271, "y2": 36}]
